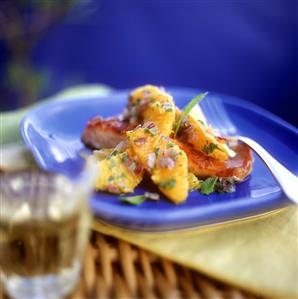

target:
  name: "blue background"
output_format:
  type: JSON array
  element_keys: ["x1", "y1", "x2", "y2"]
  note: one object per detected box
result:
[{"x1": 1, "y1": 0, "x2": 297, "y2": 126}]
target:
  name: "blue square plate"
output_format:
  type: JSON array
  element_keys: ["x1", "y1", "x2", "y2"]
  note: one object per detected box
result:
[{"x1": 21, "y1": 87, "x2": 298, "y2": 231}]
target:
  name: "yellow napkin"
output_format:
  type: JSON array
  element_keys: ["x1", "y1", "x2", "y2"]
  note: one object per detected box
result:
[{"x1": 93, "y1": 207, "x2": 298, "y2": 298}]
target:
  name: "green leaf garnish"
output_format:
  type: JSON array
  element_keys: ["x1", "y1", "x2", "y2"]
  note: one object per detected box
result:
[
  {"x1": 158, "y1": 178, "x2": 176, "y2": 189},
  {"x1": 188, "y1": 173, "x2": 203, "y2": 191},
  {"x1": 174, "y1": 92, "x2": 208, "y2": 138},
  {"x1": 108, "y1": 158, "x2": 117, "y2": 169},
  {"x1": 120, "y1": 195, "x2": 146, "y2": 205},
  {"x1": 202, "y1": 142, "x2": 223, "y2": 155},
  {"x1": 107, "y1": 148, "x2": 118, "y2": 159},
  {"x1": 200, "y1": 177, "x2": 218, "y2": 195},
  {"x1": 154, "y1": 147, "x2": 160, "y2": 156}
]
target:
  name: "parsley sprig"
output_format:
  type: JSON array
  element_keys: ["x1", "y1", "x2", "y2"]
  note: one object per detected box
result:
[
  {"x1": 200, "y1": 176, "x2": 236, "y2": 195},
  {"x1": 200, "y1": 177, "x2": 218, "y2": 195},
  {"x1": 120, "y1": 195, "x2": 146, "y2": 205},
  {"x1": 120, "y1": 192, "x2": 160, "y2": 205},
  {"x1": 174, "y1": 92, "x2": 208, "y2": 138}
]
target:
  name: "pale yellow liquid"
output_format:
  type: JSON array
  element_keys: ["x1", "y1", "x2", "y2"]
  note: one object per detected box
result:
[
  {"x1": 0, "y1": 210, "x2": 89, "y2": 278},
  {"x1": 0, "y1": 203, "x2": 90, "y2": 299}
]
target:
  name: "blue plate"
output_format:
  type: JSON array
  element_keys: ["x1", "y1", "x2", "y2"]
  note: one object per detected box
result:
[{"x1": 21, "y1": 87, "x2": 298, "y2": 231}]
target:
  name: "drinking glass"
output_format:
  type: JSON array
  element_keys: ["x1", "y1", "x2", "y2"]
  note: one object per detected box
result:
[{"x1": 0, "y1": 170, "x2": 92, "y2": 299}]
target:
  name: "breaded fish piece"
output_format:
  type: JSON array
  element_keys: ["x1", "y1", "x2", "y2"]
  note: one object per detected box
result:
[
  {"x1": 81, "y1": 116, "x2": 135, "y2": 149},
  {"x1": 176, "y1": 140, "x2": 253, "y2": 180}
]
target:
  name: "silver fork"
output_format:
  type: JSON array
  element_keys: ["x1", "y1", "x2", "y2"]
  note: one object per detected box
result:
[{"x1": 202, "y1": 96, "x2": 298, "y2": 204}]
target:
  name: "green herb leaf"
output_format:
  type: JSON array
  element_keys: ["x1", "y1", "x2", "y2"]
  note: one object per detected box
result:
[
  {"x1": 166, "y1": 143, "x2": 174, "y2": 148},
  {"x1": 107, "y1": 148, "x2": 118, "y2": 159},
  {"x1": 120, "y1": 152, "x2": 128, "y2": 162},
  {"x1": 144, "y1": 127, "x2": 158, "y2": 136},
  {"x1": 120, "y1": 195, "x2": 146, "y2": 205},
  {"x1": 174, "y1": 92, "x2": 208, "y2": 138},
  {"x1": 200, "y1": 177, "x2": 218, "y2": 195},
  {"x1": 158, "y1": 178, "x2": 176, "y2": 189},
  {"x1": 154, "y1": 147, "x2": 160, "y2": 156},
  {"x1": 188, "y1": 173, "x2": 203, "y2": 191},
  {"x1": 202, "y1": 142, "x2": 223, "y2": 155},
  {"x1": 108, "y1": 158, "x2": 117, "y2": 169}
]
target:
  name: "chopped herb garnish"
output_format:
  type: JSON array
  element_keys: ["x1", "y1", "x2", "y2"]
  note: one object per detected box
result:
[
  {"x1": 151, "y1": 127, "x2": 158, "y2": 135},
  {"x1": 197, "y1": 119, "x2": 205, "y2": 125},
  {"x1": 120, "y1": 195, "x2": 146, "y2": 205},
  {"x1": 144, "y1": 128, "x2": 151, "y2": 135},
  {"x1": 107, "y1": 149, "x2": 119, "y2": 159},
  {"x1": 109, "y1": 158, "x2": 116, "y2": 169},
  {"x1": 118, "y1": 174, "x2": 124, "y2": 179},
  {"x1": 159, "y1": 178, "x2": 176, "y2": 189},
  {"x1": 174, "y1": 92, "x2": 208, "y2": 137},
  {"x1": 188, "y1": 173, "x2": 202, "y2": 191},
  {"x1": 200, "y1": 177, "x2": 218, "y2": 195},
  {"x1": 163, "y1": 102, "x2": 173, "y2": 112},
  {"x1": 202, "y1": 142, "x2": 223, "y2": 155},
  {"x1": 120, "y1": 152, "x2": 128, "y2": 162},
  {"x1": 128, "y1": 161, "x2": 137, "y2": 172},
  {"x1": 166, "y1": 143, "x2": 174, "y2": 148},
  {"x1": 119, "y1": 191, "x2": 162, "y2": 205},
  {"x1": 215, "y1": 177, "x2": 236, "y2": 193},
  {"x1": 115, "y1": 173, "x2": 126, "y2": 180},
  {"x1": 108, "y1": 176, "x2": 114, "y2": 182},
  {"x1": 154, "y1": 147, "x2": 160, "y2": 156},
  {"x1": 144, "y1": 127, "x2": 158, "y2": 136}
]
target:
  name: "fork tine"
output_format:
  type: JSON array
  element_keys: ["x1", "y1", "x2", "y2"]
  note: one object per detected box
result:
[
  {"x1": 214, "y1": 99, "x2": 237, "y2": 135},
  {"x1": 201, "y1": 97, "x2": 221, "y2": 129},
  {"x1": 203, "y1": 96, "x2": 237, "y2": 136},
  {"x1": 202, "y1": 96, "x2": 224, "y2": 133},
  {"x1": 208, "y1": 98, "x2": 231, "y2": 136},
  {"x1": 204, "y1": 97, "x2": 222, "y2": 130}
]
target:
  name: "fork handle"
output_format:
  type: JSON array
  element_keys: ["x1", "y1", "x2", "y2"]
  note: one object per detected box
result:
[{"x1": 239, "y1": 136, "x2": 298, "y2": 204}]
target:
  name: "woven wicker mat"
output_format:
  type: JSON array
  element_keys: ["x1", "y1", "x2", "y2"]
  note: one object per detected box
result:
[{"x1": 0, "y1": 231, "x2": 267, "y2": 299}]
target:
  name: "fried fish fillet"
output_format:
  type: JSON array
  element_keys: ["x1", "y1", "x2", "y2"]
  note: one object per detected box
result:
[
  {"x1": 176, "y1": 140, "x2": 253, "y2": 180},
  {"x1": 81, "y1": 116, "x2": 136, "y2": 149}
]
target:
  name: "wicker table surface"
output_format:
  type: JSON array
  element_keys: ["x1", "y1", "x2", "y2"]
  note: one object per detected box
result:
[{"x1": 1, "y1": 230, "x2": 267, "y2": 299}]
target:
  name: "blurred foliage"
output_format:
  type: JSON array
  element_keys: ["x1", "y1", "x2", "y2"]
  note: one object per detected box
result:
[{"x1": 0, "y1": 0, "x2": 78, "y2": 108}]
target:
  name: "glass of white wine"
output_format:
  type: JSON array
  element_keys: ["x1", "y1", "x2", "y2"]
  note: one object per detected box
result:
[{"x1": 0, "y1": 170, "x2": 92, "y2": 299}]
